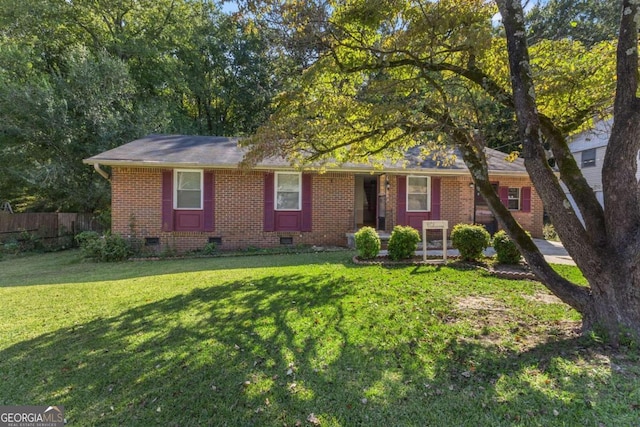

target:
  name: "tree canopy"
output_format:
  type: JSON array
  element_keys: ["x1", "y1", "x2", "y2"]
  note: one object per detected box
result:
[
  {"x1": 242, "y1": 0, "x2": 640, "y2": 344},
  {"x1": 243, "y1": 0, "x2": 616, "y2": 165},
  {"x1": 0, "y1": 0, "x2": 279, "y2": 211},
  {"x1": 526, "y1": 0, "x2": 620, "y2": 47}
]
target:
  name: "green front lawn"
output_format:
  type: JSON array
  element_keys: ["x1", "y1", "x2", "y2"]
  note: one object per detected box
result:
[{"x1": 0, "y1": 251, "x2": 637, "y2": 426}]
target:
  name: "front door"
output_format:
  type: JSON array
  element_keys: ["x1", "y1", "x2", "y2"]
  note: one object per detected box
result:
[
  {"x1": 474, "y1": 184, "x2": 499, "y2": 235},
  {"x1": 355, "y1": 175, "x2": 378, "y2": 228}
]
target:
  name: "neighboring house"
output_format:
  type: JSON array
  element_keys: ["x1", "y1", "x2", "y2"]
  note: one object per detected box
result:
[
  {"x1": 83, "y1": 135, "x2": 543, "y2": 253},
  {"x1": 568, "y1": 118, "x2": 610, "y2": 205},
  {"x1": 564, "y1": 118, "x2": 611, "y2": 223}
]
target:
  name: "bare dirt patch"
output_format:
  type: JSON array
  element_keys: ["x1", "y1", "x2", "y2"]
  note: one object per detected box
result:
[
  {"x1": 455, "y1": 295, "x2": 581, "y2": 349},
  {"x1": 522, "y1": 292, "x2": 563, "y2": 305},
  {"x1": 456, "y1": 295, "x2": 508, "y2": 311}
]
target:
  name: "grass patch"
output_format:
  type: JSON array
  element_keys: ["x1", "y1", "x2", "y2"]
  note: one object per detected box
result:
[{"x1": 0, "y1": 251, "x2": 638, "y2": 426}]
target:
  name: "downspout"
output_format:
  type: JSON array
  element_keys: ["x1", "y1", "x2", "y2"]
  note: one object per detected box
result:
[{"x1": 93, "y1": 163, "x2": 110, "y2": 181}]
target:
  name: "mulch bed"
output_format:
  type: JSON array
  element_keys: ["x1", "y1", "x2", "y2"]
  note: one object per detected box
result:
[{"x1": 352, "y1": 255, "x2": 538, "y2": 281}]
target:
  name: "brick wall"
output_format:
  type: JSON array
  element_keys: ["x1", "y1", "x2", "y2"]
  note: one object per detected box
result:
[
  {"x1": 111, "y1": 167, "x2": 354, "y2": 252},
  {"x1": 110, "y1": 167, "x2": 542, "y2": 253},
  {"x1": 385, "y1": 174, "x2": 543, "y2": 238},
  {"x1": 490, "y1": 175, "x2": 544, "y2": 237}
]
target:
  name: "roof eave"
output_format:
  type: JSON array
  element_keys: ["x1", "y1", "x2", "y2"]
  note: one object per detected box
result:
[{"x1": 83, "y1": 158, "x2": 529, "y2": 177}]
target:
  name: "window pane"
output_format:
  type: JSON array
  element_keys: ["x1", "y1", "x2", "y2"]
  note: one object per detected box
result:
[
  {"x1": 277, "y1": 192, "x2": 299, "y2": 210},
  {"x1": 177, "y1": 190, "x2": 201, "y2": 209},
  {"x1": 408, "y1": 177, "x2": 428, "y2": 193},
  {"x1": 581, "y1": 149, "x2": 596, "y2": 168},
  {"x1": 276, "y1": 173, "x2": 301, "y2": 210},
  {"x1": 408, "y1": 194, "x2": 429, "y2": 211},
  {"x1": 407, "y1": 176, "x2": 429, "y2": 211},
  {"x1": 277, "y1": 174, "x2": 300, "y2": 192},
  {"x1": 507, "y1": 188, "x2": 519, "y2": 210},
  {"x1": 178, "y1": 171, "x2": 201, "y2": 190}
]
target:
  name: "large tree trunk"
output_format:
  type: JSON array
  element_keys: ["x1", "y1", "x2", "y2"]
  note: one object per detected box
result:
[{"x1": 496, "y1": 0, "x2": 640, "y2": 343}]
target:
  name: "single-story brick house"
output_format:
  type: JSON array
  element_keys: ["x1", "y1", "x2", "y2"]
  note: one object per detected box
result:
[{"x1": 83, "y1": 134, "x2": 543, "y2": 252}]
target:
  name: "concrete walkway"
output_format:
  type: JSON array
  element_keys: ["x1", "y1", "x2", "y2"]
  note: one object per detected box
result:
[
  {"x1": 530, "y1": 239, "x2": 574, "y2": 265},
  {"x1": 380, "y1": 238, "x2": 575, "y2": 265}
]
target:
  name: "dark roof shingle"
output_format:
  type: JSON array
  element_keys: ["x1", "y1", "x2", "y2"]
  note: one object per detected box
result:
[{"x1": 84, "y1": 134, "x2": 527, "y2": 175}]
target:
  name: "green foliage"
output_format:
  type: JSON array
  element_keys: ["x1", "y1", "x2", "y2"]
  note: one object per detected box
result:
[
  {"x1": 0, "y1": 46, "x2": 162, "y2": 212},
  {"x1": 160, "y1": 238, "x2": 178, "y2": 259},
  {"x1": 527, "y1": 0, "x2": 619, "y2": 47},
  {"x1": 543, "y1": 223, "x2": 559, "y2": 241},
  {"x1": 1, "y1": 240, "x2": 19, "y2": 255},
  {"x1": 76, "y1": 232, "x2": 132, "y2": 262},
  {"x1": 1, "y1": 231, "x2": 43, "y2": 254},
  {"x1": 492, "y1": 230, "x2": 522, "y2": 265},
  {"x1": 201, "y1": 242, "x2": 218, "y2": 256},
  {"x1": 387, "y1": 225, "x2": 420, "y2": 261},
  {"x1": 74, "y1": 231, "x2": 100, "y2": 247},
  {"x1": 354, "y1": 226, "x2": 381, "y2": 259},
  {"x1": 17, "y1": 230, "x2": 42, "y2": 252},
  {"x1": 0, "y1": 0, "x2": 281, "y2": 212},
  {"x1": 451, "y1": 224, "x2": 490, "y2": 261},
  {"x1": 94, "y1": 209, "x2": 111, "y2": 231},
  {"x1": 243, "y1": 0, "x2": 615, "y2": 171}
]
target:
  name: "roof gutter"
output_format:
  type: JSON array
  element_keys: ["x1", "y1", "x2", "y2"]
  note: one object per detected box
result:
[
  {"x1": 93, "y1": 163, "x2": 110, "y2": 181},
  {"x1": 82, "y1": 159, "x2": 532, "y2": 177}
]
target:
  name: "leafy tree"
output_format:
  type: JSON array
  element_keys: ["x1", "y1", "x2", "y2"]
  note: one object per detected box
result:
[
  {"x1": 0, "y1": 0, "x2": 282, "y2": 210},
  {"x1": 174, "y1": 6, "x2": 278, "y2": 136},
  {"x1": 526, "y1": 0, "x2": 620, "y2": 47},
  {"x1": 0, "y1": 46, "x2": 165, "y2": 211},
  {"x1": 0, "y1": 0, "x2": 279, "y2": 137},
  {"x1": 242, "y1": 0, "x2": 640, "y2": 344}
]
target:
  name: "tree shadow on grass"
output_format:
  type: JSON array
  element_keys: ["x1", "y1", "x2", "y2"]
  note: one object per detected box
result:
[{"x1": 0, "y1": 271, "x2": 636, "y2": 426}]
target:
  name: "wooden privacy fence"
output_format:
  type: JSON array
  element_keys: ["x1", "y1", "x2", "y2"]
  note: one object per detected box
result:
[{"x1": 0, "y1": 212, "x2": 103, "y2": 246}]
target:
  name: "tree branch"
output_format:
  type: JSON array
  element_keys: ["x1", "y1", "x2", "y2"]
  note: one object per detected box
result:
[
  {"x1": 614, "y1": 0, "x2": 639, "y2": 115},
  {"x1": 327, "y1": 32, "x2": 605, "y2": 243},
  {"x1": 496, "y1": 0, "x2": 604, "y2": 282}
]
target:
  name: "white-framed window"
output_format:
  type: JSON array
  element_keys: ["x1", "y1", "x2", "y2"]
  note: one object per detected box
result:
[
  {"x1": 508, "y1": 187, "x2": 520, "y2": 210},
  {"x1": 174, "y1": 169, "x2": 203, "y2": 210},
  {"x1": 581, "y1": 148, "x2": 596, "y2": 168},
  {"x1": 407, "y1": 176, "x2": 431, "y2": 212},
  {"x1": 275, "y1": 172, "x2": 301, "y2": 210}
]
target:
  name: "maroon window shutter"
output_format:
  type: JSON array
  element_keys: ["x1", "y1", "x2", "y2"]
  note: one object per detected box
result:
[
  {"x1": 430, "y1": 177, "x2": 441, "y2": 219},
  {"x1": 162, "y1": 170, "x2": 174, "y2": 232},
  {"x1": 521, "y1": 186, "x2": 532, "y2": 212},
  {"x1": 301, "y1": 173, "x2": 312, "y2": 231},
  {"x1": 203, "y1": 171, "x2": 214, "y2": 231},
  {"x1": 498, "y1": 186, "x2": 509, "y2": 207},
  {"x1": 396, "y1": 176, "x2": 407, "y2": 225},
  {"x1": 263, "y1": 172, "x2": 275, "y2": 232}
]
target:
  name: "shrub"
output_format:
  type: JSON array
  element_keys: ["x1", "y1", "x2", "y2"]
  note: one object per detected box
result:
[
  {"x1": 451, "y1": 224, "x2": 490, "y2": 261},
  {"x1": 18, "y1": 230, "x2": 43, "y2": 252},
  {"x1": 202, "y1": 242, "x2": 217, "y2": 256},
  {"x1": 354, "y1": 227, "x2": 381, "y2": 259},
  {"x1": 492, "y1": 230, "x2": 522, "y2": 264},
  {"x1": 387, "y1": 225, "x2": 420, "y2": 260},
  {"x1": 543, "y1": 223, "x2": 559, "y2": 241},
  {"x1": 77, "y1": 232, "x2": 132, "y2": 262},
  {"x1": 75, "y1": 231, "x2": 100, "y2": 247},
  {"x1": 2, "y1": 240, "x2": 20, "y2": 255}
]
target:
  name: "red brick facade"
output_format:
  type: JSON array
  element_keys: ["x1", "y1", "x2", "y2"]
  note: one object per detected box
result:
[{"x1": 110, "y1": 167, "x2": 543, "y2": 253}]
